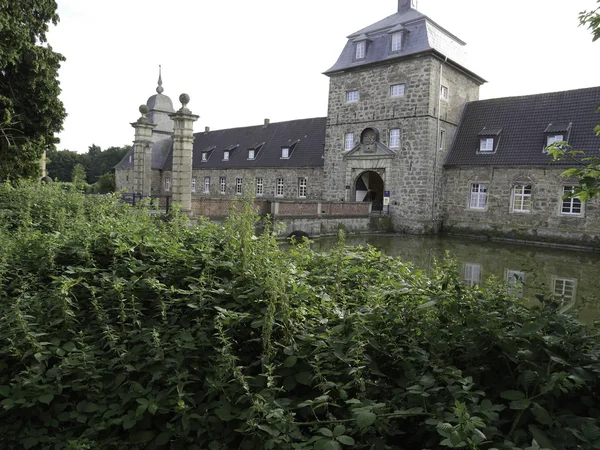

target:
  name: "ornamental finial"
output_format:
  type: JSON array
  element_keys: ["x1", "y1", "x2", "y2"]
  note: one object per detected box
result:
[{"x1": 156, "y1": 65, "x2": 164, "y2": 94}]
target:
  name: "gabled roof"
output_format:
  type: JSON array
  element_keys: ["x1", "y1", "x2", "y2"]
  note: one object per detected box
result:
[
  {"x1": 324, "y1": 8, "x2": 483, "y2": 84},
  {"x1": 445, "y1": 86, "x2": 600, "y2": 167},
  {"x1": 161, "y1": 117, "x2": 326, "y2": 171},
  {"x1": 114, "y1": 137, "x2": 173, "y2": 170}
]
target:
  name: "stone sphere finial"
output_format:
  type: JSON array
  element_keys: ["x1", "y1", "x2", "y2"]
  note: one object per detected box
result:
[
  {"x1": 139, "y1": 104, "x2": 149, "y2": 115},
  {"x1": 179, "y1": 93, "x2": 190, "y2": 108}
]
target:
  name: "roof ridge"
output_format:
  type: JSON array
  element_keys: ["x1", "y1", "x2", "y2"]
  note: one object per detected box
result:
[
  {"x1": 194, "y1": 117, "x2": 327, "y2": 135},
  {"x1": 477, "y1": 86, "x2": 600, "y2": 104}
]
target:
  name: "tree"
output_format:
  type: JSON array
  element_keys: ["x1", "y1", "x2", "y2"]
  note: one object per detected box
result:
[
  {"x1": 580, "y1": 0, "x2": 600, "y2": 41},
  {"x1": 0, "y1": 0, "x2": 66, "y2": 180},
  {"x1": 71, "y1": 163, "x2": 87, "y2": 189},
  {"x1": 46, "y1": 148, "x2": 81, "y2": 182}
]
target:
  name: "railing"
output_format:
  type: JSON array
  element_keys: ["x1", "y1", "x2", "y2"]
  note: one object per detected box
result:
[{"x1": 120, "y1": 193, "x2": 172, "y2": 214}]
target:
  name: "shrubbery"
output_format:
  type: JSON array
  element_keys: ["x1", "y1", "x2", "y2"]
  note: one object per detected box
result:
[{"x1": 0, "y1": 183, "x2": 599, "y2": 449}]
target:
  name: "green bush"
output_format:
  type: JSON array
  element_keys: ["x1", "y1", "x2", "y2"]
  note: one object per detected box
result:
[{"x1": 0, "y1": 183, "x2": 599, "y2": 449}]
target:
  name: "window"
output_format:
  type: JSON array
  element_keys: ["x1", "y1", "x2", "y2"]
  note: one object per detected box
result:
[
  {"x1": 440, "y1": 85, "x2": 449, "y2": 100},
  {"x1": 223, "y1": 151, "x2": 230, "y2": 161},
  {"x1": 219, "y1": 176, "x2": 226, "y2": 194},
  {"x1": 203, "y1": 176, "x2": 210, "y2": 194},
  {"x1": 391, "y1": 84, "x2": 405, "y2": 97},
  {"x1": 256, "y1": 178, "x2": 263, "y2": 195},
  {"x1": 439, "y1": 129, "x2": 445, "y2": 151},
  {"x1": 391, "y1": 32, "x2": 402, "y2": 51},
  {"x1": 202, "y1": 152, "x2": 207, "y2": 162},
  {"x1": 470, "y1": 183, "x2": 487, "y2": 209},
  {"x1": 276, "y1": 178, "x2": 284, "y2": 197},
  {"x1": 164, "y1": 177, "x2": 171, "y2": 192},
  {"x1": 344, "y1": 133, "x2": 354, "y2": 151},
  {"x1": 480, "y1": 138, "x2": 494, "y2": 152},
  {"x1": 553, "y1": 277, "x2": 576, "y2": 302},
  {"x1": 281, "y1": 147, "x2": 289, "y2": 159},
  {"x1": 561, "y1": 186, "x2": 582, "y2": 215},
  {"x1": 129, "y1": 154, "x2": 132, "y2": 163},
  {"x1": 512, "y1": 185, "x2": 532, "y2": 213},
  {"x1": 546, "y1": 134, "x2": 564, "y2": 147},
  {"x1": 355, "y1": 41, "x2": 366, "y2": 59},
  {"x1": 463, "y1": 263, "x2": 481, "y2": 287},
  {"x1": 506, "y1": 270, "x2": 525, "y2": 298},
  {"x1": 389, "y1": 129, "x2": 400, "y2": 148},
  {"x1": 298, "y1": 177, "x2": 307, "y2": 198},
  {"x1": 235, "y1": 177, "x2": 242, "y2": 195},
  {"x1": 346, "y1": 90, "x2": 359, "y2": 102},
  {"x1": 248, "y1": 149, "x2": 255, "y2": 160},
  {"x1": 191, "y1": 177, "x2": 197, "y2": 193}
]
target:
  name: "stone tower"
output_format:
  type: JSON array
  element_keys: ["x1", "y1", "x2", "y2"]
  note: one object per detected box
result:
[{"x1": 323, "y1": 0, "x2": 485, "y2": 233}]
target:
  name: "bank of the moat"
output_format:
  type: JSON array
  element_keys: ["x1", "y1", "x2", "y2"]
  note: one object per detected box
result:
[{"x1": 310, "y1": 234, "x2": 600, "y2": 325}]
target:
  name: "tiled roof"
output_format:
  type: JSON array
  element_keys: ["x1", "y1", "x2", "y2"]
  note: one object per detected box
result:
[
  {"x1": 445, "y1": 87, "x2": 600, "y2": 166},
  {"x1": 161, "y1": 117, "x2": 326, "y2": 171}
]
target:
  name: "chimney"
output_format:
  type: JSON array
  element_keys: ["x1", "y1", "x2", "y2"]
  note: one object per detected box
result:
[
  {"x1": 398, "y1": 0, "x2": 417, "y2": 12},
  {"x1": 205, "y1": 126, "x2": 210, "y2": 133},
  {"x1": 264, "y1": 118, "x2": 270, "y2": 126}
]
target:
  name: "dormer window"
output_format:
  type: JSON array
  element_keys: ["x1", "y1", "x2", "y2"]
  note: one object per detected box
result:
[
  {"x1": 248, "y1": 149, "x2": 255, "y2": 160},
  {"x1": 281, "y1": 147, "x2": 289, "y2": 159},
  {"x1": 355, "y1": 41, "x2": 366, "y2": 59},
  {"x1": 247, "y1": 142, "x2": 263, "y2": 160},
  {"x1": 391, "y1": 32, "x2": 403, "y2": 52},
  {"x1": 202, "y1": 152, "x2": 207, "y2": 161},
  {"x1": 480, "y1": 138, "x2": 494, "y2": 152},
  {"x1": 223, "y1": 151, "x2": 230, "y2": 161},
  {"x1": 547, "y1": 135, "x2": 564, "y2": 146}
]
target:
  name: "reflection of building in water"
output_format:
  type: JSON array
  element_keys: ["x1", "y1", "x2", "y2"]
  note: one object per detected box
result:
[
  {"x1": 506, "y1": 270, "x2": 525, "y2": 298},
  {"x1": 462, "y1": 263, "x2": 481, "y2": 287}
]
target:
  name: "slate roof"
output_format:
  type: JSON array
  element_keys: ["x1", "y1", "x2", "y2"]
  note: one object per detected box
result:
[
  {"x1": 324, "y1": 9, "x2": 483, "y2": 84},
  {"x1": 114, "y1": 137, "x2": 173, "y2": 170},
  {"x1": 161, "y1": 117, "x2": 326, "y2": 171},
  {"x1": 445, "y1": 87, "x2": 600, "y2": 167}
]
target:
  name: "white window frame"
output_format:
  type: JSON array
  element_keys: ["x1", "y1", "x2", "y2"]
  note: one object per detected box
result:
[
  {"x1": 223, "y1": 151, "x2": 230, "y2": 161},
  {"x1": 561, "y1": 186, "x2": 583, "y2": 216},
  {"x1": 463, "y1": 263, "x2": 481, "y2": 287},
  {"x1": 389, "y1": 129, "x2": 400, "y2": 148},
  {"x1": 512, "y1": 184, "x2": 532, "y2": 213},
  {"x1": 256, "y1": 177, "x2": 263, "y2": 196},
  {"x1": 219, "y1": 176, "x2": 226, "y2": 194},
  {"x1": 344, "y1": 132, "x2": 354, "y2": 151},
  {"x1": 298, "y1": 177, "x2": 307, "y2": 198},
  {"x1": 281, "y1": 147, "x2": 289, "y2": 159},
  {"x1": 248, "y1": 149, "x2": 255, "y2": 160},
  {"x1": 129, "y1": 154, "x2": 132, "y2": 163},
  {"x1": 546, "y1": 134, "x2": 564, "y2": 147},
  {"x1": 479, "y1": 138, "x2": 494, "y2": 152},
  {"x1": 276, "y1": 178, "x2": 284, "y2": 197},
  {"x1": 440, "y1": 85, "x2": 449, "y2": 100},
  {"x1": 506, "y1": 270, "x2": 525, "y2": 298},
  {"x1": 391, "y1": 32, "x2": 402, "y2": 52},
  {"x1": 191, "y1": 176, "x2": 197, "y2": 193},
  {"x1": 202, "y1": 152, "x2": 207, "y2": 162},
  {"x1": 391, "y1": 83, "x2": 405, "y2": 97},
  {"x1": 203, "y1": 176, "x2": 210, "y2": 194},
  {"x1": 470, "y1": 183, "x2": 488, "y2": 209},
  {"x1": 164, "y1": 177, "x2": 171, "y2": 192},
  {"x1": 235, "y1": 177, "x2": 242, "y2": 195},
  {"x1": 355, "y1": 41, "x2": 366, "y2": 59},
  {"x1": 553, "y1": 277, "x2": 576, "y2": 302},
  {"x1": 346, "y1": 90, "x2": 359, "y2": 103}
]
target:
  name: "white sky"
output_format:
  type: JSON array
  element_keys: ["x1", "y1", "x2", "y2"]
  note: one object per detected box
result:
[{"x1": 48, "y1": 0, "x2": 599, "y2": 152}]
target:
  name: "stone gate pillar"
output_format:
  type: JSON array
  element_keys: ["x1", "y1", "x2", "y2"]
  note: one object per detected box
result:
[
  {"x1": 170, "y1": 94, "x2": 199, "y2": 215},
  {"x1": 131, "y1": 105, "x2": 156, "y2": 196}
]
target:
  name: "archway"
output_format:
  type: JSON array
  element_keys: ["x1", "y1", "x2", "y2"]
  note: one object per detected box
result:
[{"x1": 355, "y1": 171, "x2": 384, "y2": 211}]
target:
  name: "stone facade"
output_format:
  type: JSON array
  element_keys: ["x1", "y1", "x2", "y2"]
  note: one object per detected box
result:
[
  {"x1": 323, "y1": 55, "x2": 480, "y2": 233},
  {"x1": 443, "y1": 167, "x2": 600, "y2": 246}
]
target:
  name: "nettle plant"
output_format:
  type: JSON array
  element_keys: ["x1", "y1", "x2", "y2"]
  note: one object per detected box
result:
[{"x1": 0, "y1": 183, "x2": 599, "y2": 450}]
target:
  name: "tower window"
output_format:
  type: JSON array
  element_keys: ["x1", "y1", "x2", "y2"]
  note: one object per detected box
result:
[
  {"x1": 389, "y1": 129, "x2": 401, "y2": 148},
  {"x1": 344, "y1": 133, "x2": 354, "y2": 151},
  {"x1": 440, "y1": 85, "x2": 449, "y2": 100},
  {"x1": 346, "y1": 90, "x2": 359, "y2": 102},
  {"x1": 391, "y1": 84, "x2": 405, "y2": 97},
  {"x1": 355, "y1": 41, "x2": 366, "y2": 59}
]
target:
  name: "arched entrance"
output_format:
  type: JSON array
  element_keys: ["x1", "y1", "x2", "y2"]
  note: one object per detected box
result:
[{"x1": 355, "y1": 171, "x2": 384, "y2": 211}]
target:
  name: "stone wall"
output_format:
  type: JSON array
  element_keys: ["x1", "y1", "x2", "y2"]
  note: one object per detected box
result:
[
  {"x1": 443, "y1": 166, "x2": 600, "y2": 246},
  {"x1": 274, "y1": 217, "x2": 372, "y2": 238},
  {"x1": 115, "y1": 168, "x2": 133, "y2": 192},
  {"x1": 323, "y1": 54, "x2": 480, "y2": 234}
]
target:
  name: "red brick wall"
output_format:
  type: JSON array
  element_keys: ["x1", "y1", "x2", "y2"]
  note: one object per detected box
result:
[{"x1": 191, "y1": 198, "x2": 270, "y2": 218}]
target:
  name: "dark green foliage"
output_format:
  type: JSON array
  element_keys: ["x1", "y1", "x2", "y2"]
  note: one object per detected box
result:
[
  {"x1": 580, "y1": 0, "x2": 600, "y2": 42},
  {"x1": 0, "y1": 0, "x2": 66, "y2": 180},
  {"x1": 0, "y1": 184, "x2": 599, "y2": 449}
]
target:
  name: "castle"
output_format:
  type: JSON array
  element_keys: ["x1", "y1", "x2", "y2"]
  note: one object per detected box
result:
[{"x1": 115, "y1": 0, "x2": 600, "y2": 246}]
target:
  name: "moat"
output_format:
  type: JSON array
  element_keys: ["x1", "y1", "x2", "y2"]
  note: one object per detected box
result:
[{"x1": 311, "y1": 234, "x2": 600, "y2": 325}]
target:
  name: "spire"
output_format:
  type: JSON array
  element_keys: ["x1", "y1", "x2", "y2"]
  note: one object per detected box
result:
[
  {"x1": 156, "y1": 65, "x2": 164, "y2": 94},
  {"x1": 398, "y1": 0, "x2": 417, "y2": 12}
]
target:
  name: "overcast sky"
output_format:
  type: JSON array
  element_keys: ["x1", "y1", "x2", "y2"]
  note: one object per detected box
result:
[{"x1": 48, "y1": 0, "x2": 599, "y2": 153}]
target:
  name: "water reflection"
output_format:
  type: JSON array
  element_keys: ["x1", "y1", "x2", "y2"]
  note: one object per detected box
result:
[{"x1": 311, "y1": 235, "x2": 600, "y2": 325}]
